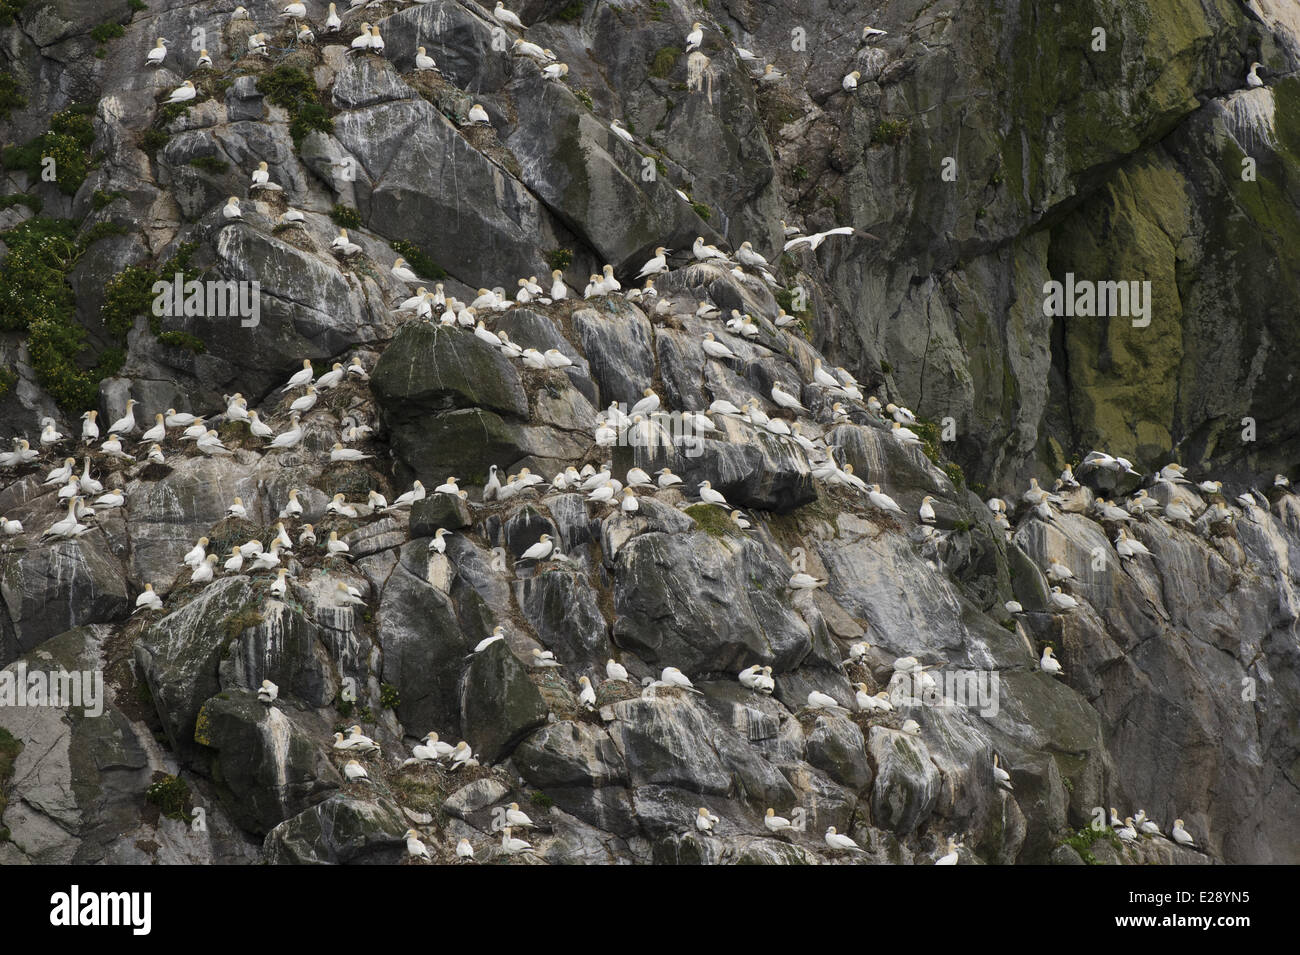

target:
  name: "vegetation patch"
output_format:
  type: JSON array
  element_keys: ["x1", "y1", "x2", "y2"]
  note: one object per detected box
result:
[
  {"x1": 555, "y1": 0, "x2": 585, "y2": 22},
  {"x1": 145, "y1": 774, "x2": 191, "y2": 821},
  {"x1": 649, "y1": 46, "x2": 680, "y2": 79},
  {"x1": 330, "y1": 203, "x2": 361, "y2": 228},
  {"x1": 391, "y1": 238, "x2": 446, "y2": 280},
  {"x1": 0, "y1": 727, "x2": 20, "y2": 841},
  {"x1": 872, "y1": 118, "x2": 911, "y2": 146},
  {"x1": 545, "y1": 248, "x2": 573, "y2": 271},
  {"x1": 0, "y1": 193, "x2": 41, "y2": 213},
  {"x1": 0, "y1": 71, "x2": 25, "y2": 119},
  {"x1": 2, "y1": 106, "x2": 97, "y2": 196},
  {"x1": 257, "y1": 66, "x2": 334, "y2": 145},
  {"x1": 188, "y1": 155, "x2": 229, "y2": 174}
]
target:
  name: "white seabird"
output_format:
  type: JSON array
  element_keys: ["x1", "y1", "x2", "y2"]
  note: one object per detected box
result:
[{"x1": 824, "y1": 826, "x2": 859, "y2": 850}]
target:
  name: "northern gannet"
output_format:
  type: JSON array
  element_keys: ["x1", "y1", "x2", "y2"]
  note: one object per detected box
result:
[
  {"x1": 696, "y1": 807, "x2": 719, "y2": 832},
  {"x1": 134, "y1": 584, "x2": 163, "y2": 613},
  {"x1": 1171, "y1": 819, "x2": 1195, "y2": 846},
  {"x1": 700, "y1": 332, "x2": 735, "y2": 360},
  {"x1": 1246, "y1": 62, "x2": 1263, "y2": 88},
  {"x1": 788, "y1": 572, "x2": 826, "y2": 590},
  {"x1": 196, "y1": 49, "x2": 212, "y2": 68},
  {"x1": 697, "y1": 480, "x2": 730, "y2": 509},
  {"x1": 1116, "y1": 817, "x2": 1138, "y2": 842},
  {"x1": 315, "y1": 362, "x2": 345, "y2": 390},
  {"x1": 288, "y1": 386, "x2": 317, "y2": 414},
  {"x1": 330, "y1": 441, "x2": 372, "y2": 462},
  {"x1": 824, "y1": 826, "x2": 859, "y2": 850},
  {"x1": 456, "y1": 838, "x2": 474, "y2": 859},
  {"x1": 577, "y1": 675, "x2": 597, "y2": 709},
  {"x1": 1046, "y1": 558, "x2": 1074, "y2": 582},
  {"x1": 936, "y1": 837, "x2": 959, "y2": 865},
  {"x1": 764, "y1": 808, "x2": 793, "y2": 832},
  {"x1": 1039, "y1": 646, "x2": 1063, "y2": 676},
  {"x1": 531, "y1": 647, "x2": 562, "y2": 668},
  {"x1": 842, "y1": 70, "x2": 860, "y2": 91},
  {"x1": 415, "y1": 46, "x2": 437, "y2": 71},
  {"x1": 521, "y1": 534, "x2": 555, "y2": 561},
  {"x1": 391, "y1": 257, "x2": 420, "y2": 283},
  {"x1": 500, "y1": 827, "x2": 534, "y2": 855},
  {"x1": 493, "y1": 1, "x2": 524, "y2": 29},
  {"x1": 807, "y1": 690, "x2": 841, "y2": 710},
  {"x1": 993, "y1": 754, "x2": 1013, "y2": 791},
  {"x1": 164, "y1": 80, "x2": 196, "y2": 105},
  {"x1": 541, "y1": 62, "x2": 568, "y2": 80},
  {"x1": 269, "y1": 414, "x2": 303, "y2": 450},
  {"x1": 759, "y1": 64, "x2": 786, "y2": 83},
  {"x1": 770, "y1": 382, "x2": 806, "y2": 411},
  {"x1": 257, "y1": 679, "x2": 279, "y2": 703},
  {"x1": 343, "y1": 760, "x2": 370, "y2": 783},
  {"x1": 606, "y1": 659, "x2": 629, "y2": 682},
  {"x1": 685, "y1": 21, "x2": 703, "y2": 52},
  {"x1": 1048, "y1": 587, "x2": 1077, "y2": 612},
  {"x1": 326, "y1": 530, "x2": 350, "y2": 557},
  {"x1": 404, "y1": 828, "x2": 431, "y2": 861},
  {"x1": 609, "y1": 119, "x2": 635, "y2": 143},
  {"x1": 660, "y1": 667, "x2": 696, "y2": 690},
  {"x1": 467, "y1": 103, "x2": 490, "y2": 125},
  {"x1": 146, "y1": 37, "x2": 169, "y2": 67},
  {"x1": 783, "y1": 226, "x2": 853, "y2": 253},
  {"x1": 107, "y1": 399, "x2": 137, "y2": 436},
  {"x1": 190, "y1": 554, "x2": 218, "y2": 584},
  {"x1": 691, "y1": 235, "x2": 730, "y2": 262},
  {"x1": 867, "y1": 484, "x2": 904, "y2": 515},
  {"x1": 1115, "y1": 528, "x2": 1151, "y2": 560}
]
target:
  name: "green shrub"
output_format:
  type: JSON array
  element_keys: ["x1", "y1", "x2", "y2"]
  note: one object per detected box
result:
[
  {"x1": 691, "y1": 201, "x2": 711, "y2": 221},
  {"x1": 555, "y1": 0, "x2": 584, "y2": 22},
  {"x1": 101, "y1": 264, "x2": 158, "y2": 337},
  {"x1": 91, "y1": 189, "x2": 122, "y2": 209},
  {"x1": 145, "y1": 774, "x2": 190, "y2": 821},
  {"x1": 157, "y1": 331, "x2": 205, "y2": 353},
  {"x1": 545, "y1": 248, "x2": 573, "y2": 271},
  {"x1": 872, "y1": 118, "x2": 911, "y2": 145},
  {"x1": 0, "y1": 193, "x2": 41, "y2": 212},
  {"x1": 649, "y1": 46, "x2": 680, "y2": 79},
  {"x1": 380, "y1": 683, "x2": 400, "y2": 710},
  {"x1": 391, "y1": 239, "x2": 445, "y2": 279},
  {"x1": 78, "y1": 220, "x2": 129, "y2": 249},
  {"x1": 0, "y1": 72, "x2": 25, "y2": 119},
  {"x1": 188, "y1": 155, "x2": 229, "y2": 173},
  {"x1": 89, "y1": 22, "x2": 125, "y2": 44},
  {"x1": 330, "y1": 204, "x2": 361, "y2": 228},
  {"x1": 258, "y1": 66, "x2": 333, "y2": 145}
]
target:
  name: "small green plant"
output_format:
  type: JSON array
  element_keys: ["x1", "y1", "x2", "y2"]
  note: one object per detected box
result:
[
  {"x1": 0, "y1": 0, "x2": 28, "y2": 28},
  {"x1": 157, "y1": 330, "x2": 206, "y2": 353},
  {"x1": 145, "y1": 774, "x2": 190, "y2": 821},
  {"x1": 78, "y1": 220, "x2": 129, "y2": 249},
  {"x1": 872, "y1": 118, "x2": 911, "y2": 145},
  {"x1": 330, "y1": 204, "x2": 362, "y2": 228},
  {"x1": 574, "y1": 87, "x2": 593, "y2": 109},
  {"x1": 791, "y1": 164, "x2": 809, "y2": 182},
  {"x1": 530, "y1": 791, "x2": 554, "y2": 809},
  {"x1": 555, "y1": 0, "x2": 584, "y2": 22},
  {"x1": 649, "y1": 46, "x2": 680, "y2": 79},
  {"x1": 188, "y1": 155, "x2": 229, "y2": 173},
  {"x1": 89, "y1": 22, "x2": 125, "y2": 44},
  {"x1": 0, "y1": 365, "x2": 15, "y2": 398},
  {"x1": 128, "y1": 0, "x2": 146, "y2": 10},
  {"x1": 380, "y1": 683, "x2": 400, "y2": 710},
  {"x1": 545, "y1": 248, "x2": 573, "y2": 271},
  {"x1": 691, "y1": 201, "x2": 711, "y2": 221},
  {"x1": 0, "y1": 193, "x2": 41, "y2": 212},
  {"x1": 138, "y1": 128, "x2": 169, "y2": 155},
  {"x1": 0, "y1": 72, "x2": 25, "y2": 119},
  {"x1": 101, "y1": 263, "x2": 157, "y2": 337},
  {"x1": 258, "y1": 66, "x2": 333, "y2": 145},
  {"x1": 880, "y1": 360, "x2": 892, "y2": 373},
  {"x1": 942, "y1": 461, "x2": 965, "y2": 487},
  {"x1": 91, "y1": 188, "x2": 122, "y2": 209}
]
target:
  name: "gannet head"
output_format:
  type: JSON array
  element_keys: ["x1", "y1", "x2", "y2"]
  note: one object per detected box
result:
[{"x1": 1174, "y1": 818, "x2": 1184, "y2": 827}]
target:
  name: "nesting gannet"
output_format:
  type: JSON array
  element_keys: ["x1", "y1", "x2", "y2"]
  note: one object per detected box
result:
[
  {"x1": 1116, "y1": 817, "x2": 1138, "y2": 842},
  {"x1": 412, "y1": 45, "x2": 439, "y2": 72},
  {"x1": 696, "y1": 807, "x2": 720, "y2": 832},
  {"x1": 842, "y1": 70, "x2": 860, "y2": 92},
  {"x1": 257, "y1": 679, "x2": 279, "y2": 704},
  {"x1": 196, "y1": 49, "x2": 212, "y2": 68},
  {"x1": 1115, "y1": 528, "x2": 1151, "y2": 560},
  {"x1": 684, "y1": 20, "x2": 704, "y2": 52},
  {"x1": 541, "y1": 62, "x2": 568, "y2": 80},
  {"x1": 1046, "y1": 558, "x2": 1074, "y2": 582},
  {"x1": 326, "y1": 531, "x2": 350, "y2": 557},
  {"x1": 692, "y1": 235, "x2": 731, "y2": 263},
  {"x1": 145, "y1": 37, "x2": 170, "y2": 67},
  {"x1": 1039, "y1": 646, "x2": 1063, "y2": 676},
  {"x1": 190, "y1": 554, "x2": 218, "y2": 584},
  {"x1": 824, "y1": 826, "x2": 859, "y2": 850},
  {"x1": 164, "y1": 80, "x2": 196, "y2": 104},
  {"x1": 106, "y1": 399, "x2": 137, "y2": 436},
  {"x1": 863, "y1": 26, "x2": 888, "y2": 40},
  {"x1": 1136, "y1": 812, "x2": 1160, "y2": 836},
  {"x1": 660, "y1": 667, "x2": 697, "y2": 691},
  {"x1": 764, "y1": 808, "x2": 793, "y2": 832},
  {"x1": 343, "y1": 760, "x2": 370, "y2": 783},
  {"x1": 493, "y1": 1, "x2": 524, "y2": 29},
  {"x1": 402, "y1": 828, "x2": 431, "y2": 861},
  {"x1": 500, "y1": 827, "x2": 534, "y2": 855},
  {"x1": 1171, "y1": 819, "x2": 1195, "y2": 846},
  {"x1": 467, "y1": 103, "x2": 491, "y2": 125},
  {"x1": 324, "y1": 3, "x2": 341, "y2": 32},
  {"x1": 770, "y1": 382, "x2": 807, "y2": 411},
  {"x1": 455, "y1": 838, "x2": 474, "y2": 860},
  {"x1": 1246, "y1": 62, "x2": 1263, "y2": 88},
  {"x1": 520, "y1": 534, "x2": 555, "y2": 561},
  {"x1": 1048, "y1": 587, "x2": 1077, "y2": 612},
  {"x1": 134, "y1": 584, "x2": 163, "y2": 613},
  {"x1": 759, "y1": 64, "x2": 786, "y2": 83},
  {"x1": 807, "y1": 690, "x2": 841, "y2": 710},
  {"x1": 867, "y1": 484, "x2": 904, "y2": 515}
]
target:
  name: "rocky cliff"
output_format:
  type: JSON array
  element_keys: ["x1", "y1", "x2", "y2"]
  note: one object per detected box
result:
[{"x1": 0, "y1": 0, "x2": 1297, "y2": 864}]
